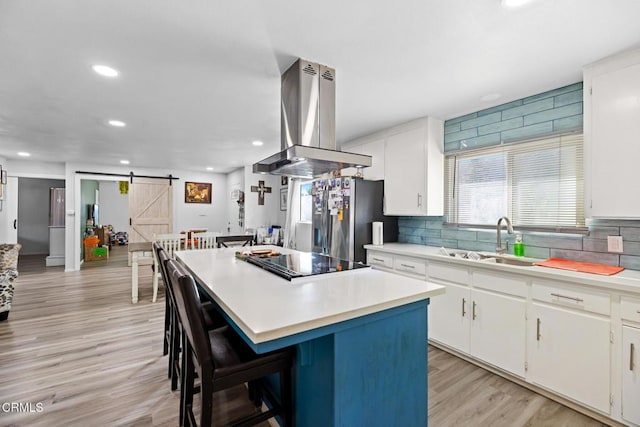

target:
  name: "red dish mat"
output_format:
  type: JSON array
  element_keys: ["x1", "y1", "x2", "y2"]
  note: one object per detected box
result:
[{"x1": 534, "y1": 258, "x2": 624, "y2": 275}]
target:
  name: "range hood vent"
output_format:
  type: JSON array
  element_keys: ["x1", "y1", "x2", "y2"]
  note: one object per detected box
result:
[{"x1": 253, "y1": 59, "x2": 371, "y2": 178}]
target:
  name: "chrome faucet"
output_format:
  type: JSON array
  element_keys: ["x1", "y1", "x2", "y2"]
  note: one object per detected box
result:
[{"x1": 496, "y1": 216, "x2": 514, "y2": 254}]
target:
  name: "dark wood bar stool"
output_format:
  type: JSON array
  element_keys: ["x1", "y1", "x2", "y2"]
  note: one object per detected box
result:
[
  {"x1": 167, "y1": 260, "x2": 294, "y2": 427},
  {"x1": 155, "y1": 244, "x2": 227, "y2": 391}
]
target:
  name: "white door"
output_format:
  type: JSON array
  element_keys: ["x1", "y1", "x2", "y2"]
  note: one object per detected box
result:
[
  {"x1": 428, "y1": 282, "x2": 470, "y2": 353},
  {"x1": 470, "y1": 289, "x2": 526, "y2": 377},
  {"x1": 622, "y1": 325, "x2": 640, "y2": 426},
  {"x1": 529, "y1": 303, "x2": 610, "y2": 413},
  {"x1": 128, "y1": 177, "x2": 173, "y2": 243},
  {"x1": 0, "y1": 176, "x2": 19, "y2": 243}
]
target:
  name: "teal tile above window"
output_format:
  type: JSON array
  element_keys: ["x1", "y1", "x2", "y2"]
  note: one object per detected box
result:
[{"x1": 444, "y1": 83, "x2": 583, "y2": 153}]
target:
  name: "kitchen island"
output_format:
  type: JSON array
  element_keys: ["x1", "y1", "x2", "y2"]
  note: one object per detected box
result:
[{"x1": 176, "y1": 246, "x2": 445, "y2": 426}]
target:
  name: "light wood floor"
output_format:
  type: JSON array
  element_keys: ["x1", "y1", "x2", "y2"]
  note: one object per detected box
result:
[{"x1": 1, "y1": 246, "x2": 607, "y2": 426}]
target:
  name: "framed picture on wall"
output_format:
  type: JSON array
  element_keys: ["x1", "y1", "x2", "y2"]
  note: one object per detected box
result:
[
  {"x1": 280, "y1": 188, "x2": 287, "y2": 211},
  {"x1": 185, "y1": 181, "x2": 212, "y2": 204}
]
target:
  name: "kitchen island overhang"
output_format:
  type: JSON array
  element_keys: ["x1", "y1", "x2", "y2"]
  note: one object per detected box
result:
[{"x1": 176, "y1": 246, "x2": 444, "y2": 426}]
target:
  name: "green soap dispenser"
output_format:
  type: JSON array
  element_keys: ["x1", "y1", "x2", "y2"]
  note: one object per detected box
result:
[{"x1": 514, "y1": 233, "x2": 525, "y2": 257}]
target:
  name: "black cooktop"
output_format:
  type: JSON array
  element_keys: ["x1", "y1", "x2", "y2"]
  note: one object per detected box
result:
[{"x1": 246, "y1": 252, "x2": 369, "y2": 281}]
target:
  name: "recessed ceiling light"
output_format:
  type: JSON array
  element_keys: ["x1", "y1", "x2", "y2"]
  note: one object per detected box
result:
[
  {"x1": 480, "y1": 93, "x2": 502, "y2": 102},
  {"x1": 120, "y1": 160, "x2": 130, "y2": 165},
  {"x1": 501, "y1": 0, "x2": 533, "y2": 8},
  {"x1": 206, "y1": 167, "x2": 214, "y2": 171},
  {"x1": 108, "y1": 120, "x2": 126, "y2": 127},
  {"x1": 17, "y1": 151, "x2": 30, "y2": 157},
  {"x1": 252, "y1": 140, "x2": 264, "y2": 147},
  {"x1": 92, "y1": 64, "x2": 119, "y2": 77}
]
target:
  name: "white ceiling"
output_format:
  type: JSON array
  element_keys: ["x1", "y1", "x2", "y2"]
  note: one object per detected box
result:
[{"x1": 0, "y1": 0, "x2": 638, "y2": 174}]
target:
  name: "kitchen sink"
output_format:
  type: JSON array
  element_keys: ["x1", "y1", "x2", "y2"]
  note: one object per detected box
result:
[
  {"x1": 440, "y1": 250, "x2": 536, "y2": 267},
  {"x1": 480, "y1": 256, "x2": 536, "y2": 267}
]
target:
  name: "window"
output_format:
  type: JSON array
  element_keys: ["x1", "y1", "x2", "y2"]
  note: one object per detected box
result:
[
  {"x1": 445, "y1": 133, "x2": 584, "y2": 228},
  {"x1": 299, "y1": 181, "x2": 313, "y2": 222}
]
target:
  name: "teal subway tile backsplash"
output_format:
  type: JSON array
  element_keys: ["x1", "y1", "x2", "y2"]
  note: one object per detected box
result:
[
  {"x1": 444, "y1": 122, "x2": 461, "y2": 134},
  {"x1": 397, "y1": 216, "x2": 640, "y2": 270},
  {"x1": 523, "y1": 102, "x2": 583, "y2": 126},
  {"x1": 478, "y1": 117, "x2": 523, "y2": 135},
  {"x1": 501, "y1": 98, "x2": 554, "y2": 120},
  {"x1": 621, "y1": 255, "x2": 640, "y2": 270},
  {"x1": 621, "y1": 227, "x2": 640, "y2": 241},
  {"x1": 444, "y1": 83, "x2": 583, "y2": 154},
  {"x1": 522, "y1": 82, "x2": 583, "y2": 104},
  {"x1": 460, "y1": 112, "x2": 501, "y2": 130},
  {"x1": 476, "y1": 99, "x2": 524, "y2": 116},
  {"x1": 501, "y1": 122, "x2": 554, "y2": 142},
  {"x1": 446, "y1": 112, "x2": 477, "y2": 125},
  {"x1": 553, "y1": 114, "x2": 583, "y2": 132},
  {"x1": 554, "y1": 90, "x2": 583, "y2": 107},
  {"x1": 458, "y1": 133, "x2": 502, "y2": 149},
  {"x1": 444, "y1": 128, "x2": 478, "y2": 144}
]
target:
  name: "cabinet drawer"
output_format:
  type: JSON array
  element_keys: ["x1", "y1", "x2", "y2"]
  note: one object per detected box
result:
[
  {"x1": 367, "y1": 252, "x2": 394, "y2": 269},
  {"x1": 621, "y1": 296, "x2": 640, "y2": 322},
  {"x1": 532, "y1": 281, "x2": 610, "y2": 316},
  {"x1": 472, "y1": 270, "x2": 527, "y2": 298},
  {"x1": 428, "y1": 262, "x2": 470, "y2": 285},
  {"x1": 394, "y1": 255, "x2": 427, "y2": 278}
]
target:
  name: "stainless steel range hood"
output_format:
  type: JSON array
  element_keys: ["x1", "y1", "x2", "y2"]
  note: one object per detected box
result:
[{"x1": 253, "y1": 59, "x2": 371, "y2": 178}]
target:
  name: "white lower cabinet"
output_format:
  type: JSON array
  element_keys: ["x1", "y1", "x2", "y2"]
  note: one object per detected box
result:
[
  {"x1": 622, "y1": 325, "x2": 640, "y2": 425},
  {"x1": 428, "y1": 264, "x2": 526, "y2": 377},
  {"x1": 529, "y1": 302, "x2": 610, "y2": 413},
  {"x1": 470, "y1": 289, "x2": 526, "y2": 377},
  {"x1": 428, "y1": 282, "x2": 470, "y2": 353}
]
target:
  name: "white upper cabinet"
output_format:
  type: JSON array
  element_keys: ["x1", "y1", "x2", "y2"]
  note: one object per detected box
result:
[
  {"x1": 341, "y1": 137, "x2": 385, "y2": 181},
  {"x1": 584, "y1": 48, "x2": 640, "y2": 218},
  {"x1": 341, "y1": 117, "x2": 444, "y2": 216}
]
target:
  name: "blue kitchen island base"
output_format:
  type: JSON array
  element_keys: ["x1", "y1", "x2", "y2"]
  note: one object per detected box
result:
[{"x1": 292, "y1": 300, "x2": 429, "y2": 426}]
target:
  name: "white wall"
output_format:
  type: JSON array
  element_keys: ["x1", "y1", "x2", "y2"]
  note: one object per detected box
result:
[
  {"x1": 98, "y1": 181, "x2": 129, "y2": 232},
  {"x1": 243, "y1": 166, "x2": 286, "y2": 230},
  {"x1": 226, "y1": 168, "x2": 244, "y2": 234},
  {"x1": 7, "y1": 159, "x2": 65, "y2": 178}
]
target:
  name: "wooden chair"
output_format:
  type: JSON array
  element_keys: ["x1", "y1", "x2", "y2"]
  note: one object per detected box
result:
[
  {"x1": 216, "y1": 234, "x2": 254, "y2": 248},
  {"x1": 150, "y1": 233, "x2": 183, "y2": 302},
  {"x1": 191, "y1": 231, "x2": 221, "y2": 249},
  {"x1": 185, "y1": 229, "x2": 207, "y2": 249},
  {"x1": 166, "y1": 260, "x2": 293, "y2": 427}
]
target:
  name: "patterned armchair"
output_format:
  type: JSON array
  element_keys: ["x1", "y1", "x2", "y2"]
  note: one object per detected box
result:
[{"x1": 0, "y1": 243, "x2": 21, "y2": 321}]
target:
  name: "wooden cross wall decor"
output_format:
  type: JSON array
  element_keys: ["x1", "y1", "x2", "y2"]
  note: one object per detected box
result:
[{"x1": 250, "y1": 180, "x2": 272, "y2": 205}]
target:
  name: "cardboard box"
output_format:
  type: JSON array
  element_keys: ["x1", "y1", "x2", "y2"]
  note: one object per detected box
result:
[{"x1": 85, "y1": 245, "x2": 109, "y2": 261}]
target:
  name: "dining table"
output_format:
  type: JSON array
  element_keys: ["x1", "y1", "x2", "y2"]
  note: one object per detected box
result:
[{"x1": 175, "y1": 246, "x2": 445, "y2": 426}]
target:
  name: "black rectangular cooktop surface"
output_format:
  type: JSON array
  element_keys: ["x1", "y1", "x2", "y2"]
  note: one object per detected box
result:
[{"x1": 246, "y1": 252, "x2": 369, "y2": 281}]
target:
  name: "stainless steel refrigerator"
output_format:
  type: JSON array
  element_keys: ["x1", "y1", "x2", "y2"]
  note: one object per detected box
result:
[{"x1": 311, "y1": 177, "x2": 397, "y2": 263}]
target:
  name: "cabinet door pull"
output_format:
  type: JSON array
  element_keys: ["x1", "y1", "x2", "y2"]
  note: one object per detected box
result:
[
  {"x1": 417, "y1": 193, "x2": 422, "y2": 208},
  {"x1": 461, "y1": 298, "x2": 466, "y2": 317},
  {"x1": 472, "y1": 301, "x2": 477, "y2": 320},
  {"x1": 631, "y1": 343, "x2": 636, "y2": 371},
  {"x1": 536, "y1": 318, "x2": 541, "y2": 341},
  {"x1": 550, "y1": 293, "x2": 584, "y2": 303},
  {"x1": 400, "y1": 263, "x2": 415, "y2": 269},
  {"x1": 372, "y1": 257, "x2": 384, "y2": 263}
]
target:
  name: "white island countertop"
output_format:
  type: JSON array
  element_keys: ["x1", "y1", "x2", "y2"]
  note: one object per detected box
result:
[{"x1": 175, "y1": 246, "x2": 445, "y2": 346}]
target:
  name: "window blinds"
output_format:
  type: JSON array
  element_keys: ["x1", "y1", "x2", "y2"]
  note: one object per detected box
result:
[{"x1": 444, "y1": 133, "x2": 584, "y2": 228}]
